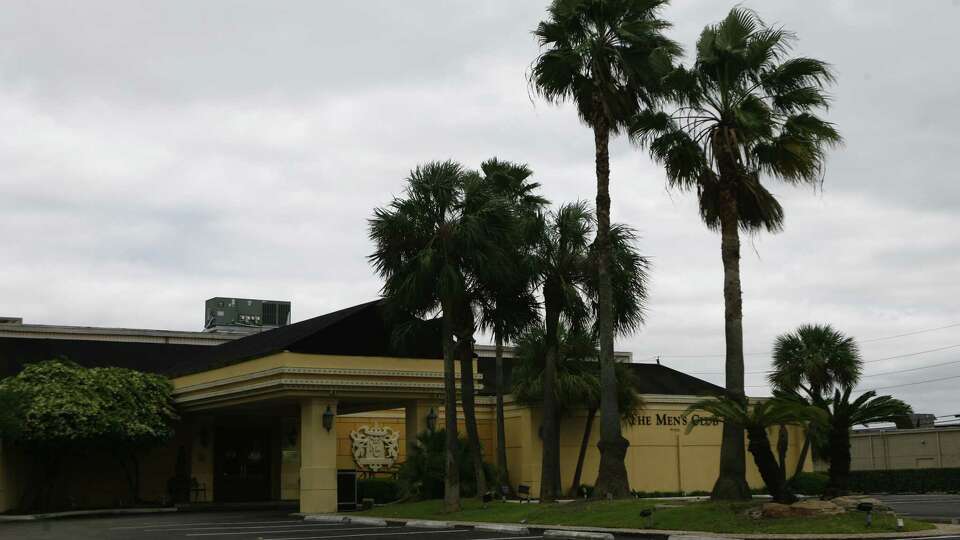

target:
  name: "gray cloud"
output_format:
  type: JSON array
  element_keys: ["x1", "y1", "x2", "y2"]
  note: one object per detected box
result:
[{"x1": 1, "y1": 1, "x2": 958, "y2": 418}]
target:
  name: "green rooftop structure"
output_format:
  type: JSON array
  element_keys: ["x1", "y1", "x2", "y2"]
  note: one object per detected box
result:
[{"x1": 204, "y1": 297, "x2": 290, "y2": 333}]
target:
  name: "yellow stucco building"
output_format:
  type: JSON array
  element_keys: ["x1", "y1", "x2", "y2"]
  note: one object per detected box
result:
[{"x1": 0, "y1": 300, "x2": 810, "y2": 513}]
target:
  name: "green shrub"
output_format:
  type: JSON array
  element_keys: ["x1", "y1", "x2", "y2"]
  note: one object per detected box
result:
[
  {"x1": 358, "y1": 478, "x2": 401, "y2": 504},
  {"x1": 397, "y1": 429, "x2": 494, "y2": 499},
  {"x1": 846, "y1": 468, "x2": 960, "y2": 493},
  {"x1": 789, "y1": 472, "x2": 829, "y2": 495}
]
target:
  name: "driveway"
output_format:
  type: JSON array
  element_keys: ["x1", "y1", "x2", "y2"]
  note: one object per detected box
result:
[
  {"x1": 0, "y1": 511, "x2": 545, "y2": 540},
  {"x1": 871, "y1": 493, "x2": 960, "y2": 522}
]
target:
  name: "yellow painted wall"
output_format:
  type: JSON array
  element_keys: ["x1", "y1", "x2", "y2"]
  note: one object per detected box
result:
[
  {"x1": 495, "y1": 399, "x2": 810, "y2": 497},
  {"x1": 0, "y1": 421, "x2": 191, "y2": 512}
]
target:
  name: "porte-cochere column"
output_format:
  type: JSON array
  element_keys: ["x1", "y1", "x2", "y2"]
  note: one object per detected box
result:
[{"x1": 300, "y1": 397, "x2": 339, "y2": 513}]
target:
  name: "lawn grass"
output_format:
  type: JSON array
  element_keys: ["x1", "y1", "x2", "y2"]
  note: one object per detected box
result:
[{"x1": 357, "y1": 498, "x2": 935, "y2": 534}]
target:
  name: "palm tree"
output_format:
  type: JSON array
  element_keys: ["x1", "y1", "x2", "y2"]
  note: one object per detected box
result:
[
  {"x1": 511, "y1": 325, "x2": 645, "y2": 498},
  {"x1": 368, "y1": 161, "x2": 515, "y2": 511},
  {"x1": 686, "y1": 396, "x2": 825, "y2": 504},
  {"x1": 821, "y1": 388, "x2": 911, "y2": 498},
  {"x1": 631, "y1": 8, "x2": 841, "y2": 499},
  {"x1": 531, "y1": 0, "x2": 679, "y2": 498},
  {"x1": 768, "y1": 324, "x2": 862, "y2": 479},
  {"x1": 475, "y1": 158, "x2": 548, "y2": 496},
  {"x1": 528, "y1": 202, "x2": 649, "y2": 500}
]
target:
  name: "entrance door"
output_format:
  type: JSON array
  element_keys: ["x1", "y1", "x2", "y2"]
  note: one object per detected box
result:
[{"x1": 214, "y1": 428, "x2": 272, "y2": 502}]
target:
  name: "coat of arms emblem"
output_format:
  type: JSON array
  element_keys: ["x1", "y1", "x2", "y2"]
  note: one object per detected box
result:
[{"x1": 350, "y1": 424, "x2": 400, "y2": 471}]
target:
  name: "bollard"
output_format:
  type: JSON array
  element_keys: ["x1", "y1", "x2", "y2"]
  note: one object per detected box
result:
[
  {"x1": 640, "y1": 508, "x2": 653, "y2": 528},
  {"x1": 857, "y1": 502, "x2": 874, "y2": 528}
]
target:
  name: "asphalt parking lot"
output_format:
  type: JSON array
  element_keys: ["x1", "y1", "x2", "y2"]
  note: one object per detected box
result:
[
  {"x1": 0, "y1": 511, "x2": 546, "y2": 540},
  {"x1": 872, "y1": 493, "x2": 960, "y2": 522}
]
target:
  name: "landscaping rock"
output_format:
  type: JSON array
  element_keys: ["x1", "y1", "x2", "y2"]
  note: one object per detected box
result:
[
  {"x1": 761, "y1": 503, "x2": 794, "y2": 518},
  {"x1": 760, "y1": 500, "x2": 845, "y2": 518},
  {"x1": 792, "y1": 499, "x2": 846, "y2": 515},
  {"x1": 829, "y1": 495, "x2": 891, "y2": 512}
]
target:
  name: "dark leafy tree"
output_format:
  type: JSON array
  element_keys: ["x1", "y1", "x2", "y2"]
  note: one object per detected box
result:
[
  {"x1": 631, "y1": 7, "x2": 841, "y2": 499},
  {"x1": 0, "y1": 360, "x2": 176, "y2": 511},
  {"x1": 369, "y1": 161, "x2": 515, "y2": 510},
  {"x1": 531, "y1": 0, "x2": 679, "y2": 498},
  {"x1": 686, "y1": 396, "x2": 824, "y2": 504},
  {"x1": 95, "y1": 366, "x2": 178, "y2": 504},
  {"x1": 769, "y1": 324, "x2": 862, "y2": 479}
]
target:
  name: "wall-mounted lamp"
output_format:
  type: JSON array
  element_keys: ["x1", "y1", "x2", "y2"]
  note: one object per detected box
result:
[
  {"x1": 426, "y1": 408, "x2": 438, "y2": 432},
  {"x1": 322, "y1": 405, "x2": 335, "y2": 432}
]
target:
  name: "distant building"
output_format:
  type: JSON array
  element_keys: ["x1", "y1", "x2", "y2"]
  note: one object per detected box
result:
[{"x1": 844, "y1": 424, "x2": 960, "y2": 471}]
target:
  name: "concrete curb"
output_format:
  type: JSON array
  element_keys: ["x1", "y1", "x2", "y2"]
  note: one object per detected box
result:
[
  {"x1": 405, "y1": 519, "x2": 455, "y2": 529},
  {"x1": 304, "y1": 514, "x2": 349, "y2": 523},
  {"x1": 544, "y1": 530, "x2": 615, "y2": 540},
  {"x1": 0, "y1": 507, "x2": 176, "y2": 522},
  {"x1": 474, "y1": 523, "x2": 531, "y2": 535},
  {"x1": 305, "y1": 514, "x2": 960, "y2": 540},
  {"x1": 348, "y1": 516, "x2": 389, "y2": 527}
]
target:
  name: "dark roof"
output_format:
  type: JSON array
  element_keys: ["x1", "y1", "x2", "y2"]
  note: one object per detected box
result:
[
  {"x1": 165, "y1": 299, "x2": 442, "y2": 377},
  {"x1": 0, "y1": 338, "x2": 206, "y2": 378},
  {"x1": 626, "y1": 362, "x2": 726, "y2": 396},
  {"x1": 475, "y1": 356, "x2": 725, "y2": 397},
  {"x1": 1, "y1": 300, "x2": 443, "y2": 379}
]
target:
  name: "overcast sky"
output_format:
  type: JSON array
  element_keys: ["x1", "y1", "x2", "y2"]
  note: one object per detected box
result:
[{"x1": 2, "y1": 1, "x2": 958, "y2": 419}]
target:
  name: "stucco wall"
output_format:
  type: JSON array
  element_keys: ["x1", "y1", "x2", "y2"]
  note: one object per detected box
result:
[
  {"x1": 0, "y1": 394, "x2": 809, "y2": 511},
  {"x1": 849, "y1": 427, "x2": 960, "y2": 470},
  {"x1": 494, "y1": 397, "x2": 809, "y2": 497}
]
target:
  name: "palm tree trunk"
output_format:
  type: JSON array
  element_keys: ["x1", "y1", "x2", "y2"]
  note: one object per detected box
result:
[
  {"x1": 747, "y1": 427, "x2": 796, "y2": 504},
  {"x1": 710, "y1": 184, "x2": 751, "y2": 501},
  {"x1": 540, "y1": 300, "x2": 563, "y2": 501},
  {"x1": 494, "y1": 335, "x2": 512, "y2": 497},
  {"x1": 458, "y1": 331, "x2": 488, "y2": 499},
  {"x1": 591, "y1": 116, "x2": 631, "y2": 499},
  {"x1": 793, "y1": 432, "x2": 811, "y2": 479},
  {"x1": 824, "y1": 421, "x2": 851, "y2": 498},
  {"x1": 440, "y1": 307, "x2": 461, "y2": 512},
  {"x1": 570, "y1": 407, "x2": 597, "y2": 497}
]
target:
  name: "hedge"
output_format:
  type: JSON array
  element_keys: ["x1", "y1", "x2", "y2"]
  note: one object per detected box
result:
[
  {"x1": 358, "y1": 478, "x2": 402, "y2": 504},
  {"x1": 790, "y1": 472, "x2": 829, "y2": 495},
  {"x1": 846, "y1": 468, "x2": 960, "y2": 493}
]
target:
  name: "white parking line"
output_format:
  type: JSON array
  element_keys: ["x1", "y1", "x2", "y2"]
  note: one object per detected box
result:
[
  {"x1": 263, "y1": 529, "x2": 467, "y2": 540},
  {"x1": 187, "y1": 525, "x2": 391, "y2": 537},
  {"x1": 112, "y1": 519, "x2": 304, "y2": 529}
]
